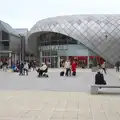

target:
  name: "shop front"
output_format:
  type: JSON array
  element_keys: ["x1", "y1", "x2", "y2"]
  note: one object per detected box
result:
[
  {"x1": 0, "y1": 51, "x2": 12, "y2": 66},
  {"x1": 69, "y1": 56, "x2": 104, "y2": 68},
  {"x1": 39, "y1": 44, "x2": 105, "y2": 68},
  {"x1": 38, "y1": 32, "x2": 105, "y2": 68}
]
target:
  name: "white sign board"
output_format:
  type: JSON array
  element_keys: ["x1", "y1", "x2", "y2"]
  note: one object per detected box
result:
[{"x1": 39, "y1": 45, "x2": 68, "y2": 51}]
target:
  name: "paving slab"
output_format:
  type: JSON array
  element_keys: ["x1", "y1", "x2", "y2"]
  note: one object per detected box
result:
[
  {"x1": 0, "y1": 91, "x2": 119, "y2": 120},
  {"x1": 0, "y1": 69, "x2": 120, "y2": 120}
]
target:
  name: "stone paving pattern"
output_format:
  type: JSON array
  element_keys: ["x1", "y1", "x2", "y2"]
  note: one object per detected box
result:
[
  {"x1": 0, "y1": 91, "x2": 120, "y2": 120},
  {"x1": 0, "y1": 69, "x2": 120, "y2": 119}
]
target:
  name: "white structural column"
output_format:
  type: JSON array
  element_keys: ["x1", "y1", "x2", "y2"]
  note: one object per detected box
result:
[
  {"x1": 40, "y1": 51, "x2": 42, "y2": 65},
  {"x1": 66, "y1": 56, "x2": 69, "y2": 60},
  {"x1": 15, "y1": 53, "x2": 18, "y2": 64},
  {"x1": 57, "y1": 57, "x2": 60, "y2": 68},
  {"x1": 9, "y1": 52, "x2": 12, "y2": 67},
  {"x1": 87, "y1": 56, "x2": 89, "y2": 68},
  {"x1": 11, "y1": 54, "x2": 14, "y2": 63}
]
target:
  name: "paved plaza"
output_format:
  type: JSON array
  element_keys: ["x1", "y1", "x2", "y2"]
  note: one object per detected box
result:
[
  {"x1": 0, "y1": 69, "x2": 120, "y2": 93},
  {"x1": 0, "y1": 69, "x2": 120, "y2": 120}
]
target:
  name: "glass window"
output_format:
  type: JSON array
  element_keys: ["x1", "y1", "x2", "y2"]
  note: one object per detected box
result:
[
  {"x1": 47, "y1": 51, "x2": 50, "y2": 56},
  {"x1": 0, "y1": 41, "x2": 9, "y2": 50},
  {"x1": 42, "y1": 51, "x2": 45, "y2": 56},
  {"x1": 2, "y1": 31, "x2": 9, "y2": 40},
  {"x1": 51, "y1": 50, "x2": 57, "y2": 56},
  {"x1": 39, "y1": 32, "x2": 78, "y2": 46}
]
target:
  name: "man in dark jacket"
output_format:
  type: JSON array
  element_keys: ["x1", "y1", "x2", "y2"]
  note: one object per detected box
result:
[
  {"x1": 95, "y1": 71, "x2": 106, "y2": 85},
  {"x1": 115, "y1": 61, "x2": 120, "y2": 72},
  {"x1": 19, "y1": 62, "x2": 24, "y2": 75}
]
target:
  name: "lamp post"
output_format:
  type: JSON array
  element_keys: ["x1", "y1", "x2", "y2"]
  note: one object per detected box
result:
[
  {"x1": 104, "y1": 34, "x2": 108, "y2": 65},
  {"x1": 19, "y1": 34, "x2": 25, "y2": 62}
]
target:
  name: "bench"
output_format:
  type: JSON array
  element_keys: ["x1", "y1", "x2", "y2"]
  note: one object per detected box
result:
[{"x1": 91, "y1": 85, "x2": 120, "y2": 94}]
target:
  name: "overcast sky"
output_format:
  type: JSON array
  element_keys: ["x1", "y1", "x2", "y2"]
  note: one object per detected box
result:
[{"x1": 0, "y1": 0, "x2": 119, "y2": 29}]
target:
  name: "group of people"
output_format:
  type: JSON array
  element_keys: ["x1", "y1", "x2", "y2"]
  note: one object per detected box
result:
[
  {"x1": 0, "y1": 59, "x2": 115, "y2": 86},
  {"x1": 18, "y1": 61, "x2": 48, "y2": 77},
  {"x1": 19, "y1": 61, "x2": 29, "y2": 75},
  {"x1": 59, "y1": 60, "x2": 108, "y2": 86},
  {"x1": 0, "y1": 59, "x2": 48, "y2": 77},
  {"x1": 18, "y1": 59, "x2": 76, "y2": 77},
  {"x1": 19, "y1": 60, "x2": 40, "y2": 76},
  {"x1": 60, "y1": 60, "x2": 77, "y2": 76}
]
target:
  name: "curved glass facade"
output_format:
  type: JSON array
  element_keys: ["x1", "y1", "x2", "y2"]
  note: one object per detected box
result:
[
  {"x1": 29, "y1": 15, "x2": 120, "y2": 66},
  {"x1": 38, "y1": 32, "x2": 78, "y2": 46}
]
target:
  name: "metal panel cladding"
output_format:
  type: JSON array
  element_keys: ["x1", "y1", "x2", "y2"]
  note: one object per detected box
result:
[{"x1": 29, "y1": 15, "x2": 120, "y2": 65}]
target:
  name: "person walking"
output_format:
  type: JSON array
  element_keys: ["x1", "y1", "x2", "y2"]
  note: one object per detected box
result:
[
  {"x1": 71, "y1": 61, "x2": 77, "y2": 76},
  {"x1": 2, "y1": 61, "x2": 8, "y2": 72},
  {"x1": 60, "y1": 62, "x2": 65, "y2": 76},
  {"x1": 19, "y1": 62, "x2": 24, "y2": 75},
  {"x1": 32, "y1": 61, "x2": 36, "y2": 71},
  {"x1": 24, "y1": 62, "x2": 29, "y2": 75},
  {"x1": 115, "y1": 61, "x2": 120, "y2": 72},
  {"x1": 65, "y1": 60, "x2": 71, "y2": 76},
  {"x1": 102, "y1": 62, "x2": 107, "y2": 74},
  {"x1": 0, "y1": 61, "x2": 3, "y2": 69}
]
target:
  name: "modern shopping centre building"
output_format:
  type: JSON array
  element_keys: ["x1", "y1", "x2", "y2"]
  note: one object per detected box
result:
[
  {"x1": 0, "y1": 20, "x2": 29, "y2": 66},
  {"x1": 1, "y1": 15, "x2": 120, "y2": 68}
]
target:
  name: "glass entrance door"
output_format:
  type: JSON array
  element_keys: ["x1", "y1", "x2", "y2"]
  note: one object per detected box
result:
[
  {"x1": 51, "y1": 56, "x2": 58, "y2": 68},
  {"x1": 41, "y1": 56, "x2": 58, "y2": 68},
  {"x1": 42, "y1": 57, "x2": 51, "y2": 68}
]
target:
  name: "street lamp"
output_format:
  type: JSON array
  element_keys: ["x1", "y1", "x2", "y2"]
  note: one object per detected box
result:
[
  {"x1": 104, "y1": 34, "x2": 108, "y2": 64},
  {"x1": 19, "y1": 34, "x2": 25, "y2": 62}
]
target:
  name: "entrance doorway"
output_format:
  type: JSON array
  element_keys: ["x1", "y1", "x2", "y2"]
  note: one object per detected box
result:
[{"x1": 41, "y1": 56, "x2": 58, "y2": 68}]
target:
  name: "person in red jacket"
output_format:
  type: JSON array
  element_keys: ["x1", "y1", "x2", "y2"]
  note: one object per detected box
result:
[{"x1": 71, "y1": 61, "x2": 77, "y2": 76}]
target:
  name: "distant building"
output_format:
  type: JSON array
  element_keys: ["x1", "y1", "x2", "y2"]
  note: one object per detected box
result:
[
  {"x1": 0, "y1": 20, "x2": 21, "y2": 65},
  {"x1": 15, "y1": 28, "x2": 34, "y2": 61},
  {"x1": 15, "y1": 28, "x2": 29, "y2": 53}
]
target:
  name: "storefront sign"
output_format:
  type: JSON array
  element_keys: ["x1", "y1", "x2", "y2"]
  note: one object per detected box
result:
[{"x1": 39, "y1": 45, "x2": 68, "y2": 50}]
